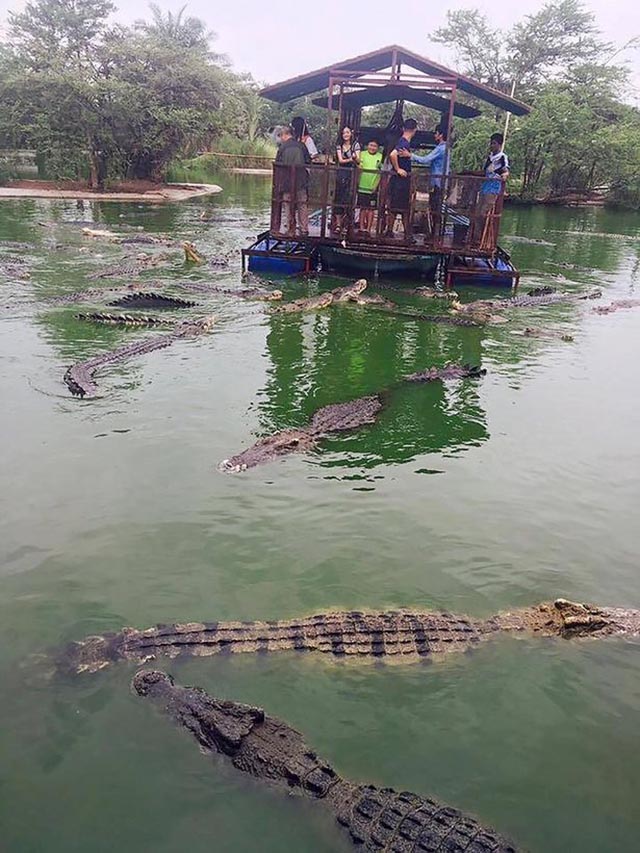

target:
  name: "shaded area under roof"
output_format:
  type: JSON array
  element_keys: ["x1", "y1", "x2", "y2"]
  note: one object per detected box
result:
[
  {"x1": 260, "y1": 44, "x2": 531, "y2": 116},
  {"x1": 311, "y1": 84, "x2": 481, "y2": 119}
]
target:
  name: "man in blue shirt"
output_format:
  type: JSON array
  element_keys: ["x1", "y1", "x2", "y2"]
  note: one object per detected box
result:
[
  {"x1": 410, "y1": 125, "x2": 448, "y2": 183},
  {"x1": 410, "y1": 124, "x2": 449, "y2": 236}
]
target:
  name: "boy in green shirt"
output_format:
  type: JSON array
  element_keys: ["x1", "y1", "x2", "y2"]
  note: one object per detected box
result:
[{"x1": 357, "y1": 139, "x2": 383, "y2": 233}]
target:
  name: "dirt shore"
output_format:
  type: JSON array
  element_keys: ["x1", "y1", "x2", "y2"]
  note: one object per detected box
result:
[{"x1": 0, "y1": 179, "x2": 222, "y2": 202}]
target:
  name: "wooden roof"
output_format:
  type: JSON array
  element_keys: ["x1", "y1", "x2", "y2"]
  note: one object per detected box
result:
[
  {"x1": 259, "y1": 45, "x2": 531, "y2": 116},
  {"x1": 311, "y1": 84, "x2": 481, "y2": 118}
]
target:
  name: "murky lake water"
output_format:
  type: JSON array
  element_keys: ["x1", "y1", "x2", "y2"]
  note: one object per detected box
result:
[{"x1": 1, "y1": 176, "x2": 639, "y2": 852}]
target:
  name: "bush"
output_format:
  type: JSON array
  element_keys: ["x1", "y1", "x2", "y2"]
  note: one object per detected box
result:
[{"x1": 0, "y1": 158, "x2": 17, "y2": 185}]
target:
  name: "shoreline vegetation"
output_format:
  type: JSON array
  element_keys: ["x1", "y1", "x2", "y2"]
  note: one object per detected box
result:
[{"x1": 0, "y1": 0, "x2": 639, "y2": 208}]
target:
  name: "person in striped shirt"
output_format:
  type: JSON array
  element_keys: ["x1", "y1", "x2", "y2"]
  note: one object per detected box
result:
[{"x1": 473, "y1": 132, "x2": 510, "y2": 244}]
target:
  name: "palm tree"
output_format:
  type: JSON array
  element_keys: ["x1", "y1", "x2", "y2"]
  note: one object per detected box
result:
[{"x1": 136, "y1": 4, "x2": 219, "y2": 56}]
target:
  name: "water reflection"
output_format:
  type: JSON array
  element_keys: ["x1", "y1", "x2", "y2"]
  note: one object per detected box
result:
[{"x1": 261, "y1": 302, "x2": 489, "y2": 468}]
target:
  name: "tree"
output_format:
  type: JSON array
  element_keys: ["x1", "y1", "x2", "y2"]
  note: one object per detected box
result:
[
  {"x1": 432, "y1": 0, "x2": 608, "y2": 98},
  {"x1": 0, "y1": 0, "x2": 229, "y2": 185}
]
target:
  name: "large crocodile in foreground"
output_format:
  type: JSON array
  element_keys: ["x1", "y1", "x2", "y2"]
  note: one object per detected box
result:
[
  {"x1": 133, "y1": 669, "x2": 519, "y2": 853},
  {"x1": 62, "y1": 599, "x2": 640, "y2": 675},
  {"x1": 63, "y1": 314, "x2": 215, "y2": 397},
  {"x1": 220, "y1": 364, "x2": 484, "y2": 471}
]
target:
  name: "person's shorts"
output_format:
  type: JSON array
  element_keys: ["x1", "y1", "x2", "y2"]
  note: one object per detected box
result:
[
  {"x1": 357, "y1": 191, "x2": 378, "y2": 208},
  {"x1": 388, "y1": 176, "x2": 410, "y2": 211}
]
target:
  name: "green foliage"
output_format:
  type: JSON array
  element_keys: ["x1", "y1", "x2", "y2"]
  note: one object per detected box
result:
[
  {"x1": 433, "y1": 0, "x2": 639, "y2": 206},
  {"x1": 0, "y1": 0, "x2": 271, "y2": 186},
  {"x1": 433, "y1": 0, "x2": 607, "y2": 98},
  {"x1": 0, "y1": 158, "x2": 18, "y2": 185}
]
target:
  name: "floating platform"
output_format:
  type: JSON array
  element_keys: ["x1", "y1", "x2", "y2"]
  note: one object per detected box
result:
[
  {"x1": 243, "y1": 232, "x2": 519, "y2": 289},
  {"x1": 319, "y1": 245, "x2": 439, "y2": 279},
  {"x1": 447, "y1": 251, "x2": 520, "y2": 289},
  {"x1": 242, "y1": 233, "x2": 318, "y2": 276}
]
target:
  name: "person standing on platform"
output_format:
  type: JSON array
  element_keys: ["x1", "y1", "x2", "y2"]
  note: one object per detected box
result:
[
  {"x1": 357, "y1": 139, "x2": 383, "y2": 234},
  {"x1": 385, "y1": 118, "x2": 417, "y2": 238},
  {"x1": 274, "y1": 125, "x2": 311, "y2": 237},
  {"x1": 410, "y1": 124, "x2": 449, "y2": 236},
  {"x1": 333, "y1": 126, "x2": 361, "y2": 235},
  {"x1": 473, "y1": 132, "x2": 510, "y2": 246}
]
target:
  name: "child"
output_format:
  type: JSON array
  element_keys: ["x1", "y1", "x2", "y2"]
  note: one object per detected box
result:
[{"x1": 357, "y1": 139, "x2": 383, "y2": 233}]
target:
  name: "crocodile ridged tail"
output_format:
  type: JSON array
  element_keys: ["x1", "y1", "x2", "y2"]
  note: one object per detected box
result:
[{"x1": 333, "y1": 785, "x2": 517, "y2": 852}]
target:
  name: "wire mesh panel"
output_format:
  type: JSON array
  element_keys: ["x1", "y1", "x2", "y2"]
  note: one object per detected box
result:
[{"x1": 269, "y1": 165, "x2": 505, "y2": 254}]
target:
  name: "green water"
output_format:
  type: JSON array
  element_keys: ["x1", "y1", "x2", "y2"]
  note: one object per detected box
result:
[{"x1": 1, "y1": 176, "x2": 639, "y2": 852}]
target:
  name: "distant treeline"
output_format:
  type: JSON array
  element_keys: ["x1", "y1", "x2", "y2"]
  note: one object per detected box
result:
[{"x1": 1, "y1": 0, "x2": 639, "y2": 206}]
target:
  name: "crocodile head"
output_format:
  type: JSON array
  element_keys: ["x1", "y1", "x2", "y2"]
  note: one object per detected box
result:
[
  {"x1": 183, "y1": 241, "x2": 205, "y2": 264},
  {"x1": 132, "y1": 670, "x2": 264, "y2": 755}
]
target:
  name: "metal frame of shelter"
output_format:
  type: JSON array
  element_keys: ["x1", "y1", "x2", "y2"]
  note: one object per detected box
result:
[{"x1": 256, "y1": 45, "x2": 531, "y2": 278}]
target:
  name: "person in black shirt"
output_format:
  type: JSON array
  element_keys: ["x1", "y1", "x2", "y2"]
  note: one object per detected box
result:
[
  {"x1": 385, "y1": 118, "x2": 417, "y2": 238},
  {"x1": 275, "y1": 125, "x2": 311, "y2": 236}
]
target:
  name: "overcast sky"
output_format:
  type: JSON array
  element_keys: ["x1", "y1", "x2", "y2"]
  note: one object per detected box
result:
[{"x1": 1, "y1": 0, "x2": 638, "y2": 98}]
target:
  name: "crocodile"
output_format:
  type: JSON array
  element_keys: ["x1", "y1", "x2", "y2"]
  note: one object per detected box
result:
[
  {"x1": 45, "y1": 285, "x2": 150, "y2": 305},
  {"x1": 87, "y1": 252, "x2": 174, "y2": 280},
  {"x1": 219, "y1": 395, "x2": 383, "y2": 472},
  {"x1": 349, "y1": 293, "x2": 398, "y2": 310},
  {"x1": 0, "y1": 262, "x2": 31, "y2": 281},
  {"x1": 133, "y1": 669, "x2": 519, "y2": 853},
  {"x1": 220, "y1": 364, "x2": 485, "y2": 471},
  {"x1": 379, "y1": 286, "x2": 459, "y2": 300},
  {"x1": 526, "y1": 286, "x2": 556, "y2": 297},
  {"x1": 81, "y1": 229, "x2": 174, "y2": 247},
  {"x1": 592, "y1": 299, "x2": 640, "y2": 315},
  {"x1": 454, "y1": 290, "x2": 602, "y2": 316},
  {"x1": 75, "y1": 312, "x2": 177, "y2": 327},
  {"x1": 61, "y1": 599, "x2": 640, "y2": 676},
  {"x1": 181, "y1": 242, "x2": 232, "y2": 268},
  {"x1": 518, "y1": 327, "x2": 574, "y2": 342},
  {"x1": 271, "y1": 280, "x2": 368, "y2": 313},
  {"x1": 107, "y1": 292, "x2": 197, "y2": 310},
  {"x1": 384, "y1": 309, "x2": 485, "y2": 327},
  {"x1": 181, "y1": 284, "x2": 283, "y2": 301},
  {"x1": 331, "y1": 279, "x2": 368, "y2": 302},
  {"x1": 404, "y1": 365, "x2": 487, "y2": 382},
  {"x1": 63, "y1": 314, "x2": 215, "y2": 397},
  {"x1": 271, "y1": 291, "x2": 334, "y2": 314},
  {"x1": 451, "y1": 290, "x2": 602, "y2": 325}
]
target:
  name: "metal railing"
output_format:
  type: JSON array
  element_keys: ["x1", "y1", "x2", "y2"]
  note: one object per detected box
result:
[{"x1": 270, "y1": 163, "x2": 505, "y2": 255}]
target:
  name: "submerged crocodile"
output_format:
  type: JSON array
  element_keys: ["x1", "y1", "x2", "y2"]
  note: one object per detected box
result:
[
  {"x1": 61, "y1": 598, "x2": 640, "y2": 676},
  {"x1": 181, "y1": 284, "x2": 283, "y2": 301},
  {"x1": 87, "y1": 252, "x2": 174, "y2": 280},
  {"x1": 63, "y1": 314, "x2": 215, "y2": 397},
  {"x1": 518, "y1": 327, "x2": 574, "y2": 342},
  {"x1": 76, "y1": 312, "x2": 177, "y2": 327},
  {"x1": 133, "y1": 670, "x2": 519, "y2": 853},
  {"x1": 45, "y1": 285, "x2": 149, "y2": 305},
  {"x1": 220, "y1": 365, "x2": 484, "y2": 471},
  {"x1": 220, "y1": 395, "x2": 383, "y2": 472},
  {"x1": 454, "y1": 289, "x2": 602, "y2": 317},
  {"x1": 592, "y1": 298, "x2": 640, "y2": 315},
  {"x1": 404, "y1": 365, "x2": 486, "y2": 382}
]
